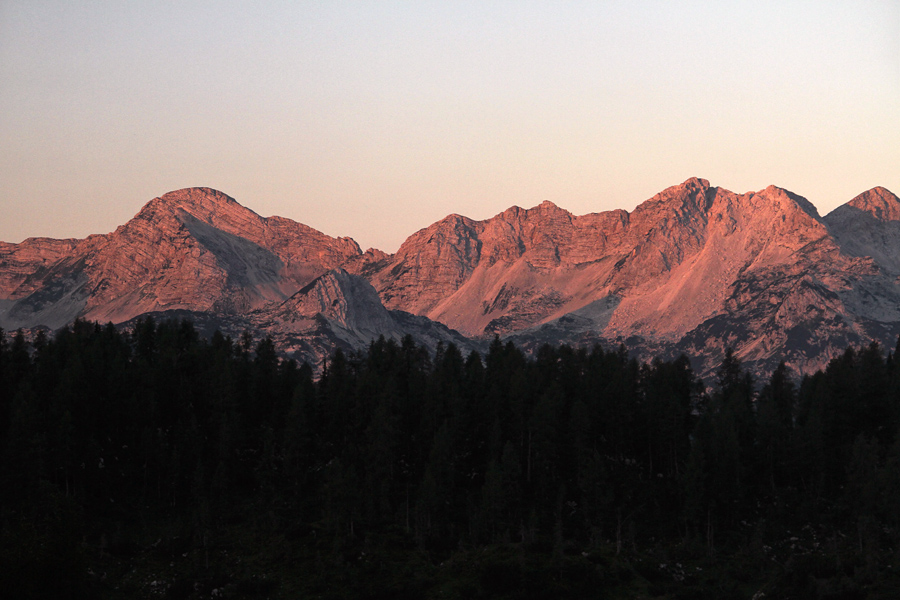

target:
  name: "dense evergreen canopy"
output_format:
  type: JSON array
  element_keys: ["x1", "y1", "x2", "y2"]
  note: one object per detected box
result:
[{"x1": 2, "y1": 319, "x2": 900, "y2": 598}]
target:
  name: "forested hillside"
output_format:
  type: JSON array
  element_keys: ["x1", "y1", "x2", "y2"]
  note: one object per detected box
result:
[{"x1": 3, "y1": 320, "x2": 900, "y2": 598}]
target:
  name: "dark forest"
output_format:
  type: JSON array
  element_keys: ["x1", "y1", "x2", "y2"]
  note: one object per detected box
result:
[{"x1": 3, "y1": 319, "x2": 900, "y2": 599}]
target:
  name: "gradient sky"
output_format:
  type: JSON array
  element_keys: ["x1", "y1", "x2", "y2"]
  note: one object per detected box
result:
[{"x1": 1, "y1": 1, "x2": 898, "y2": 252}]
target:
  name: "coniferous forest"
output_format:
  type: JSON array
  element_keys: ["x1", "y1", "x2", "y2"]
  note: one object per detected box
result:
[{"x1": 4, "y1": 319, "x2": 900, "y2": 599}]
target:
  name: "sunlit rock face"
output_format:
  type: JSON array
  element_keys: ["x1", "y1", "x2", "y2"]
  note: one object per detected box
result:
[
  {"x1": 3, "y1": 182, "x2": 900, "y2": 377},
  {"x1": 0, "y1": 238, "x2": 81, "y2": 300},
  {"x1": 368, "y1": 179, "x2": 725, "y2": 338},
  {"x1": 367, "y1": 179, "x2": 900, "y2": 376},
  {"x1": 0, "y1": 187, "x2": 362, "y2": 329}
]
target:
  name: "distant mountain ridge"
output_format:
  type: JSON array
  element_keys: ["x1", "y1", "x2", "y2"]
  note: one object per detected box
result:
[{"x1": 2, "y1": 180, "x2": 899, "y2": 376}]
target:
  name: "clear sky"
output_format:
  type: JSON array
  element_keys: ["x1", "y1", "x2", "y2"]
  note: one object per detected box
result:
[{"x1": 1, "y1": 1, "x2": 898, "y2": 252}]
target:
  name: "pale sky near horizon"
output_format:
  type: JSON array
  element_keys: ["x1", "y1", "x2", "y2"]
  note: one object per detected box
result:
[{"x1": 1, "y1": 1, "x2": 898, "y2": 252}]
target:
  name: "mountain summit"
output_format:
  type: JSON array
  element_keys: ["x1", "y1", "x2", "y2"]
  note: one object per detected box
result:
[
  {"x1": 2, "y1": 181, "x2": 898, "y2": 375},
  {"x1": 0, "y1": 187, "x2": 362, "y2": 329},
  {"x1": 838, "y1": 187, "x2": 900, "y2": 222}
]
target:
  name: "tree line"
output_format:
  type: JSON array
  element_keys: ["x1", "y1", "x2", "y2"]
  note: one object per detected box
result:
[{"x1": 3, "y1": 318, "x2": 900, "y2": 598}]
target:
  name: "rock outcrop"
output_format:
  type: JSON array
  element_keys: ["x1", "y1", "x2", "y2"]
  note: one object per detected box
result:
[
  {"x1": 255, "y1": 268, "x2": 474, "y2": 367},
  {"x1": 124, "y1": 269, "x2": 475, "y2": 372}
]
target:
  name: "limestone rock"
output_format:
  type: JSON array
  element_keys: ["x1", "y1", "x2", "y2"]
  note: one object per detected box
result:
[
  {"x1": 5, "y1": 181, "x2": 900, "y2": 377},
  {"x1": 368, "y1": 179, "x2": 900, "y2": 376},
  {"x1": 0, "y1": 188, "x2": 362, "y2": 329},
  {"x1": 253, "y1": 268, "x2": 475, "y2": 368}
]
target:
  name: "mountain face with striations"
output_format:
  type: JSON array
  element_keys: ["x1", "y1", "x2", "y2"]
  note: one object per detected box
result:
[
  {"x1": 3, "y1": 180, "x2": 900, "y2": 376},
  {"x1": 0, "y1": 188, "x2": 362, "y2": 330},
  {"x1": 118, "y1": 268, "x2": 474, "y2": 370},
  {"x1": 364, "y1": 178, "x2": 900, "y2": 376},
  {"x1": 0, "y1": 187, "x2": 466, "y2": 368}
]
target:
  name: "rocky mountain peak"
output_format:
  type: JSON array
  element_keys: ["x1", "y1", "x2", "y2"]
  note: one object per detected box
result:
[
  {"x1": 130, "y1": 187, "x2": 267, "y2": 240},
  {"x1": 671, "y1": 177, "x2": 711, "y2": 196},
  {"x1": 841, "y1": 187, "x2": 900, "y2": 222},
  {"x1": 161, "y1": 186, "x2": 241, "y2": 207},
  {"x1": 755, "y1": 185, "x2": 821, "y2": 220},
  {"x1": 392, "y1": 214, "x2": 480, "y2": 263},
  {"x1": 531, "y1": 200, "x2": 567, "y2": 215},
  {"x1": 635, "y1": 178, "x2": 713, "y2": 220},
  {"x1": 494, "y1": 200, "x2": 571, "y2": 225},
  {"x1": 683, "y1": 176, "x2": 710, "y2": 188},
  {"x1": 523, "y1": 200, "x2": 573, "y2": 226},
  {"x1": 822, "y1": 186, "x2": 900, "y2": 276}
]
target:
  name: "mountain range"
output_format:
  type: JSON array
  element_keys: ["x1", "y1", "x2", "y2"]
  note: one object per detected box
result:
[{"x1": 3, "y1": 179, "x2": 899, "y2": 377}]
